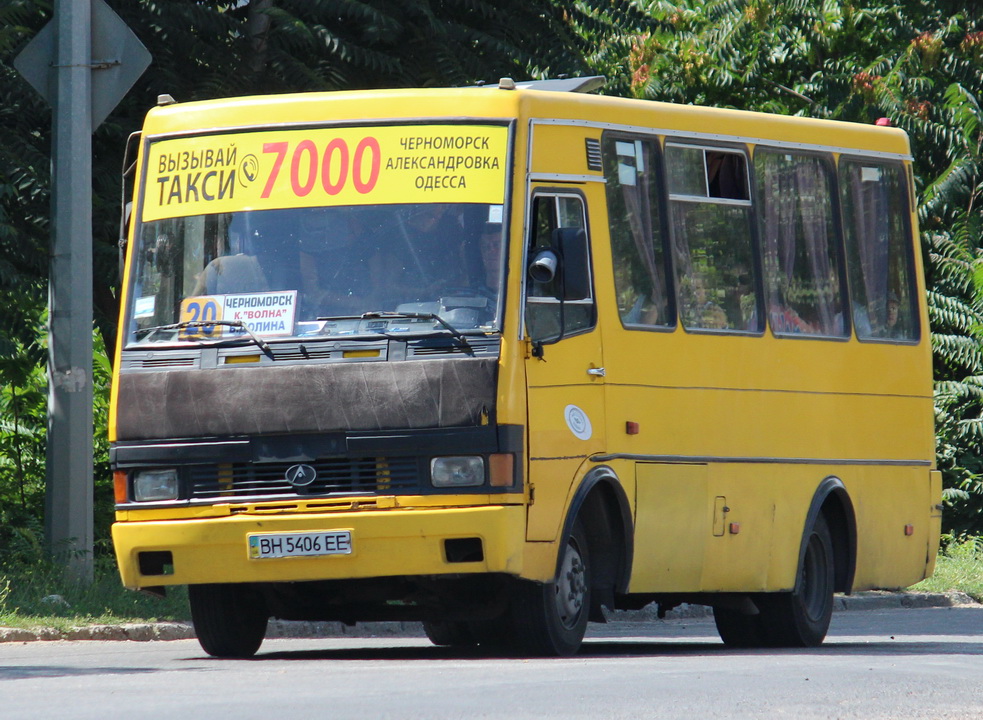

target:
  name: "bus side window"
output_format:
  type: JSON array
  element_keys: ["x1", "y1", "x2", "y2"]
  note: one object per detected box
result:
[
  {"x1": 755, "y1": 150, "x2": 846, "y2": 337},
  {"x1": 839, "y1": 160, "x2": 919, "y2": 341},
  {"x1": 665, "y1": 143, "x2": 761, "y2": 332},
  {"x1": 525, "y1": 194, "x2": 595, "y2": 342},
  {"x1": 603, "y1": 135, "x2": 674, "y2": 328}
]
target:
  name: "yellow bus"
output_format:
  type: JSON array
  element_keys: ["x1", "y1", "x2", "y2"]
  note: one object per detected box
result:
[{"x1": 111, "y1": 77, "x2": 939, "y2": 657}]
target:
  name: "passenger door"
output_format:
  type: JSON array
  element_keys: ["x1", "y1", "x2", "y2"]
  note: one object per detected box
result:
[{"x1": 523, "y1": 188, "x2": 606, "y2": 541}]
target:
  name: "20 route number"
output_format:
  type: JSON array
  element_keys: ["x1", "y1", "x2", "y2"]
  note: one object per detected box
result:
[
  {"x1": 179, "y1": 297, "x2": 222, "y2": 339},
  {"x1": 261, "y1": 137, "x2": 380, "y2": 199}
]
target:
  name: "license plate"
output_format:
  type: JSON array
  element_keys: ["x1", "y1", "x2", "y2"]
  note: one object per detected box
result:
[{"x1": 248, "y1": 530, "x2": 352, "y2": 559}]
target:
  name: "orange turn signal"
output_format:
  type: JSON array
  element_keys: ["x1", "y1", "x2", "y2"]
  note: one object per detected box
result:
[
  {"x1": 489, "y1": 453, "x2": 514, "y2": 487},
  {"x1": 113, "y1": 470, "x2": 128, "y2": 503}
]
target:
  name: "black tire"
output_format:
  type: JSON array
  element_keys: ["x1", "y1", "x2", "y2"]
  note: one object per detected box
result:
[
  {"x1": 189, "y1": 583, "x2": 268, "y2": 658},
  {"x1": 423, "y1": 620, "x2": 477, "y2": 647},
  {"x1": 506, "y1": 519, "x2": 591, "y2": 657},
  {"x1": 759, "y1": 513, "x2": 835, "y2": 647},
  {"x1": 713, "y1": 606, "x2": 766, "y2": 648},
  {"x1": 466, "y1": 617, "x2": 509, "y2": 648}
]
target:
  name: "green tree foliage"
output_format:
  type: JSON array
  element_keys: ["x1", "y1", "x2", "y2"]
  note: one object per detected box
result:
[
  {"x1": 625, "y1": 0, "x2": 983, "y2": 533},
  {"x1": 3, "y1": 0, "x2": 983, "y2": 545},
  {"x1": 0, "y1": 1, "x2": 50, "y2": 357},
  {"x1": 929, "y1": 80, "x2": 983, "y2": 535},
  {"x1": 0, "y1": 0, "x2": 53, "y2": 559},
  {"x1": 0, "y1": 0, "x2": 648, "y2": 550}
]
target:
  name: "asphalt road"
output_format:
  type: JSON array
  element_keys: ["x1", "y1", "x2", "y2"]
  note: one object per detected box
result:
[{"x1": 2, "y1": 606, "x2": 981, "y2": 720}]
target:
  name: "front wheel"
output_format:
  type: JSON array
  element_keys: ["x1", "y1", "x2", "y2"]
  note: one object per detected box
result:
[
  {"x1": 189, "y1": 583, "x2": 268, "y2": 658},
  {"x1": 506, "y1": 519, "x2": 591, "y2": 657}
]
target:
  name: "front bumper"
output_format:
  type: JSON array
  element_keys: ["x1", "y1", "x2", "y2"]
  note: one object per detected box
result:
[{"x1": 113, "y1": 503, "x2": 526, "y2": 589}]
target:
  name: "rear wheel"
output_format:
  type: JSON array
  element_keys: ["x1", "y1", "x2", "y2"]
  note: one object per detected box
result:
[
  {"x1": 713, "y1": 606, "x2": 765, "y2": 648},
  {"x1": 189, "y1": 583, "x2": 268, "y2": 658},
  {"x1": 713, "y1": 514, "x2": 835, "y2": 648},
  {"x1": 759, "y1": 513, "x2": 835, "y2": 647},
  {"x1": 423, "y1": 620, "x2": 476, "y2": 647},
  {"x1": 507, "y1": 519, "x2": 591, "y2": 657}
]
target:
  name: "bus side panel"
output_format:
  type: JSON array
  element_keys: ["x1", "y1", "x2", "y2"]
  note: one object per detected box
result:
[
  {"x1": 524, "y1": 380, "x2": 606, "y2": 542},
  {"x1": 629, "y1": 462, "x2": 708, "y2": 592},
  {"x1": 847, "y1": 466, "x2": 941, "y2": 590},
  {"x1": 698, "y1": 464, "x2": 784, "y2": 592},
  {"x1": 603, "y1": 367, "x2": 933, "y2": 465}
]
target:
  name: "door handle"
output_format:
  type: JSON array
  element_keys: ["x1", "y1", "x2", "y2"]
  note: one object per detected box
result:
[{"x1": 587, "y1": 367, "x2": 606, "y2": 377}]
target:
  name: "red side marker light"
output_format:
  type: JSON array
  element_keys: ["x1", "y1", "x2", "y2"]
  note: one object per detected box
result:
[
  {"x1": 904, "y1": 524, "x2": 914, "y2": 536},
  {"x1": 626, "y1": 421, "x2": 640, "y2": 435},
  {"x1": 729, "y1": 522, "x2": 741, "y2": 535}
]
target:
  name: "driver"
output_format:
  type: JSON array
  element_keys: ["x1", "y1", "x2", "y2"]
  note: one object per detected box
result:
[{"x1": 433, "y1": 220, "x2": 504, "y2": 329}]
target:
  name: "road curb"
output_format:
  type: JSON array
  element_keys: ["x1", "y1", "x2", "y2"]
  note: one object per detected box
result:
[
  {"x1": 0, "y1": 591, "x2": 977, "y2": 644},
  {"x1": 605, "y1": 590, "x2": 979, "y2": 622}
]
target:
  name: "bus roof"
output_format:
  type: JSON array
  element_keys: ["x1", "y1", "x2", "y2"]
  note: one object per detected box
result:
[{"x1": 142, "y1": 81, "x2": 911, "y2": 158}]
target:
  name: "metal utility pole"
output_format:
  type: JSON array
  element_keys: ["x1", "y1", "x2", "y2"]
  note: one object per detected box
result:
[
  {"x1": 14, "y1": 0, "x2": 150, "y2": 582},
  {"x1": 44, "y1": 0, "x2": 95, "y2": 581}
]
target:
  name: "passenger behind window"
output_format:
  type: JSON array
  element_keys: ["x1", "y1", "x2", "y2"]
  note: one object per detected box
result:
[
  {"x1": 623, "y1": 291, "x2": 665, "y2": 325},
  {"x1": 678, "y1": 273, "x2": 728, "y2": 329},
  {"x1": 839, "y1": 160, "x2": 918, "y2": 342},
  {"x1": 834, "y1": 292, "x2": 907, "y2": 339},
  {"x1": 768, "y1": 301, "x2": 815, "y2": 334},
  {"x1": 846, "y1": 292, "x2": 904, "y2": 339},
  {"x1": 884, "y1": 292, "x2": 902, "y2": 338}
]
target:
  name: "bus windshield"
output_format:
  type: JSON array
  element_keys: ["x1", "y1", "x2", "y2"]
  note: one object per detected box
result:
[
  {"x1": 127, "y1": 201, "x2": 506, "y2": 345},
  {"x1": 126, "y1": 121, "x2": 510, "y2": 346}
]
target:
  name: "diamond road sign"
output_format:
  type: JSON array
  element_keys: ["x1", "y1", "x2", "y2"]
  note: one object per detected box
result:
[{"x1": 13, "y1": 0, "x2": 151, "y2": 127}]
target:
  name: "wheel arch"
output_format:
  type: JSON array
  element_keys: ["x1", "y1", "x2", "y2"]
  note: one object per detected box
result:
[
  {"x1": 800, "y1": 476, "x2": 857, "y2": 594},
  {"x1": 559, "y1": 464, "x2": 634, "y2": 603}
]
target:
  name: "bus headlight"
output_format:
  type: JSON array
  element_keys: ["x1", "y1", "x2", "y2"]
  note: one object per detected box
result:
[
  {"x1": 133, "y1": 469, "x2": 180, "y2": 502},
  {"x1": 430, "y1": 457, "x2": 485, "y2": 487}
]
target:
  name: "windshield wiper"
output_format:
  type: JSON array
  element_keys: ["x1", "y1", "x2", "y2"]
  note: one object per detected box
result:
[
  {"x1": 317, "y1": 311, "x2": 473, "y2": 352},
  {"x1": 135, "y1": 320, "x2": 274, "y2": 357}
]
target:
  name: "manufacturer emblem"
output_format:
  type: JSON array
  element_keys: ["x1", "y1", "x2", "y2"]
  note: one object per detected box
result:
[
  {"x1": 285, "y1": 464, "x2": 317, "y2": 487},
  {"x1": 564, "y1": 404, "x2": 593, "y2": 441}
]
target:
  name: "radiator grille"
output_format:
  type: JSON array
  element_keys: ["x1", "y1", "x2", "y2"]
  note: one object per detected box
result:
[
  {"x1": 136, "y1": 355, "x2": 198, "y2": 369},
  {"x1": 188, "y1": 457, "x2": 419, "y2": 500},
  {"x1": 268, "y1": 347, "x2": 338, "y2": 361}
]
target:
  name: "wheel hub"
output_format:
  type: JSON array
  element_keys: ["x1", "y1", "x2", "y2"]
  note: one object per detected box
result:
[{"x1": 554, "y1": 539, "x2": 587, "y2": 628}]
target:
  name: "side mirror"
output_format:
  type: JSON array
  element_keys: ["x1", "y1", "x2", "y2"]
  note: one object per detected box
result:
[
  {"x1": 528, "y1": 249, "x2": 558, "y2": 284},
  {"x1": 118, "y1": 201, "x2": 132, "y2": 281},
  {"x1": 525, "y1": 226, "x2": 591, "y2": 358},
  {"x1": 118, "y1": 131, "x2": 141, "y2": 283}
]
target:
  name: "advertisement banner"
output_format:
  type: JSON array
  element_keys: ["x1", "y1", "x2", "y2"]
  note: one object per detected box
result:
[{"x1": 142, "y1": 124, "x2": 509, "y2": 221}]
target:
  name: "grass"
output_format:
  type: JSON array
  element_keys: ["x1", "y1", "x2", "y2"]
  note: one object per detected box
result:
[
  {"x1": 0, "y1": 555, "x2": 189, "y2": 631},
  {"x1": 910, "y1": 536, "x2": 983, "y2": 602},
  {"x1": 0, "y1": 539, "x2": 980, "y2": 631}
]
